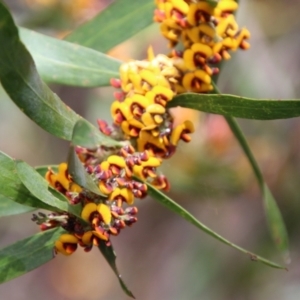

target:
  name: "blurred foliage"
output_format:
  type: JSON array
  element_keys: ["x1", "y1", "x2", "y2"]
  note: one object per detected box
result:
[{"x1": 1, "y1": 0, "x2": 300, "y2": 299}]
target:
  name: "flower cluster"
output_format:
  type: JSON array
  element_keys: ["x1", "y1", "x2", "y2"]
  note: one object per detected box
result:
[
  {"x1": 34, "y1": 0, "x2": 250, "y2": 257},
  {"x1": 154, "y1": 0, "x2": 250, "y2": 92},
  {"x1": 35, "y1": 145, "x2": 168, "y2": 255},
  {"x1": 104, "y1": 48, "x2": 195, "y2": 159}
]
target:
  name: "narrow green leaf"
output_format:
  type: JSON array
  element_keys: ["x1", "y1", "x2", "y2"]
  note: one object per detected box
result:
[
  {"x1": 0, "y1": 151, "x2": 56, "y2": 211},
  {"x1": 65, "y1": 0, "x2": 155, "y2": 52},
  {"x1": 263, "y1": 184, "x2": 289, "y2": 260},
  {"x1": 0, "y1": 195, "x2": 34, "y2": 217},
  {"x1": 19, "y1": 28, "x2": 120, "y2": 87},
  {"x1": 67, "y1": 146, "x2": 106, "y2": 197},
  {"x1": 98, "y1": 242, "x2": 135, "y2": 299},
  {"x1": 169, "y1": 93, "x2": 300, "y2": 120},
  {"x1": 0, "y1": 2, "x2": 81, "y2": 140},
  {"x1": 203, "y1": 79, "x2": 290, "y2": 261},
  {"x1": 146, "y1": 182, "x2": 286, "y2": 269},
  {"x1": 224, "y1": 108, "x2": 290, "y2": 262},
  {"x1": 72, "y1": 119, "x2": 122, "y2": 149},
  {"x1": 65, "y1": 0, "x2": 218, "y2": 51},
  {"x1": 0, "y1": 227, "x2": 64, "y2": 284},
  {"x1": 211, "y1": 4, "x2": 289, "y2": 260},
  {"x1": 15, "y1": 160, "x2": 82, "y2": 217}
]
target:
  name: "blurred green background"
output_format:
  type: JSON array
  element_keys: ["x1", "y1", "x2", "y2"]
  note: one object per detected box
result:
[{"x1": 1, "y1": 0, "x2": 300, "y2": 299}]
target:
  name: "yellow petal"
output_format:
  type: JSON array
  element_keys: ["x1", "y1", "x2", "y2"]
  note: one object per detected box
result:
[
  {"x1": 45, "y1": 169, "x2": 56, "y2": 187},
  {"x1": 128, "y1": 72, "x2": 144, "y2": 93},
  {"x1": 191, "y1": 42, "x2": 213, "y2": 58},
  {"x1": 56, "y1": 163, "x2": 70, "y2": 191},
  {"x1": 187, "y1": 2, "x2": 214, "y2": 26},
  {"x1": 59, "y1": 233, "x2": 78, "y2": 244},
  {"x1": 154, "y1": 115, "x2": 163, "y2": 124},
  {"x1": 120, "y1": 120, "x2": 139, "y2": 137},
  {"x1": 55, "y1": 240, "x2": 71, "y2": 256},
  {"x1": 170, "y1": 0, "x2": 189, "y2": 14},
  {"x1": 151, "y1": 85, "x2": 175, "y2": 102},
  {"x1": 82, "y1": 231, "x2": 94, "y2": 246},
  {"x1": 137, "y1": 130, "x2": 167, "y2": 154},
  {"x1": 147, "y1": 45, "x2": 155, "y2": 61},
  {"x1": 216, "y1": 1, "x2": 238, "y2": 15},
  {"x1": 92, "y1": 229, "x2": 109, "y2": 241},
  {"x1": 170, "y1": 120, "x2": 195, "y2": 146},
  {"x1": 140, "y1": 69, "x2": 158, "y2": 87},
  {"x1": 107, "y1": 155, "x2": 126, "y2": 169},
  {"x1": 141, "y1": 112, "x2": 157, "y2": 129},
  {"x1": 133, "y1": 165, "x2": 145, "y2": 180},
  {"x1": 183, "y1": 48, "x2": 197, "y2": 70},
  {"x1": 99, "y1": 181, "x2": 113, "y2": 195},
  {"x1": 100, "y1": 161, "x2": 110, "y2": 171},
  {"x1": 146, "y1": 104, "x2": 166, "y2": 114},
  {"x1": 142, "y1": 156, "x2": 162, "y2": 168},
  {"x1": 69, "y1": 183, "x2": 82, "y2": 193},
  {"x1": 131, "y1": 94, "x2": 152, "y2": 108},
  {"x1": 81, "y1": 203, "x2": 97, "y2": 222},
  {"x1": 108, "y1": 187, "x2": 121, "y2": 201},
  {"x1": 120, "y1": 188, "x2": 134, "y2": 205},
  {"x1": 97, "y1": 203, "x2": 112, "y2": 225}
]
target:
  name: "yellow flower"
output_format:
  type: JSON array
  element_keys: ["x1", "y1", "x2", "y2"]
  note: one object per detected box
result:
[
  {"x1": 81, "y1": 202, "x2": 97, "y2": 222},
  {"x1": 99, "y1": 181, "x2": 114, "y2": 195},
  {"x1": 133, "y1": 157, "x2": 162, "y2": 180},
  {"x1": 151, "y1": 175, "x2": 170, "y2": 191},
  {"x1": 160, "y1": 23, "x2": 182, "y2": 47},
  {"x1": 182, "y1": 70, "x2": 213, "y2": 93},
  {"x1": 45, "y1": 163, "x2": 82, "y2": 194},
  {"x1": 146, "y1": 85, "x2": 175, "y2": 106},
  {"x1": 137, "y1": 130, "x2": 168, "y2": 156},
  {"x1": 55, "y1": 234, "x2": 78, "y2": 256},
  {"x1": 214, "y1": 0, "x2": 238, "y2": 17},
  {"x1": 187, "y1": 2, "x2": 214, "y2": 26},
  {"x1": 93, "y1": 228, "x2": 109, "y2": 242},
  {"x1": 109, "y1": 187, "x2": 135, "y2": 205},
  {"x1": 183, "y1": 42, "x2": 213, "y2": 70},
  {"x1": 170, "y1": 120, "x2": 195, "y2": 146},
  {"x1": 186, "y1": 23, "x2": 216, "y2": 45}
]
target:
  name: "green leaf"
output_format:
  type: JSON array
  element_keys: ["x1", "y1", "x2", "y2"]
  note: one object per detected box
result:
[
  {"x1": 0, "y1": 151, "x2": 56, "y2": 211},
  {"x1": 263, "y1": 184, "x2": 289, "y2": 259},
  {"x1": 169, "y1": 93, "x2": 300, "y2": 120},
  {"x1": 210, "y1": 4, "x2": 289, "y2": 261},
  {"x1": 65, "y1": 0, "x2": 219, "y2": 52},
  {"x1": 19, "y1": 28, "x2": 121, "y2": 87},
  {"x1": 146, "y1": 182, "x2": 286, "y2": 270},
  {"x1": 15, "y1": 160, "x2": 81, "y2": 217},
  {"x1": 0, "y1": 195, "x2": 34, "y2": 217},
  {"x1": 0, "y1": 227, "x2": 64, "y2": 284},
  {"x1": 65, "y1": 0, "x2": 155, "y2": 52},
  {"x1": 0, "y1": 2, "x2": 81, "y2": 140},
  {"x1": 72, "y1": 119, "x2": 122, "y2": 148},
  {"x1": 67, "y1": 146, "x2": 106, "y2": 197},
  {"x1": 224, "y1": 116, "x2": 289, "y2": 262},
  {"x1": 98, "y1": 242, "x2": 135, "y2": 299}
]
